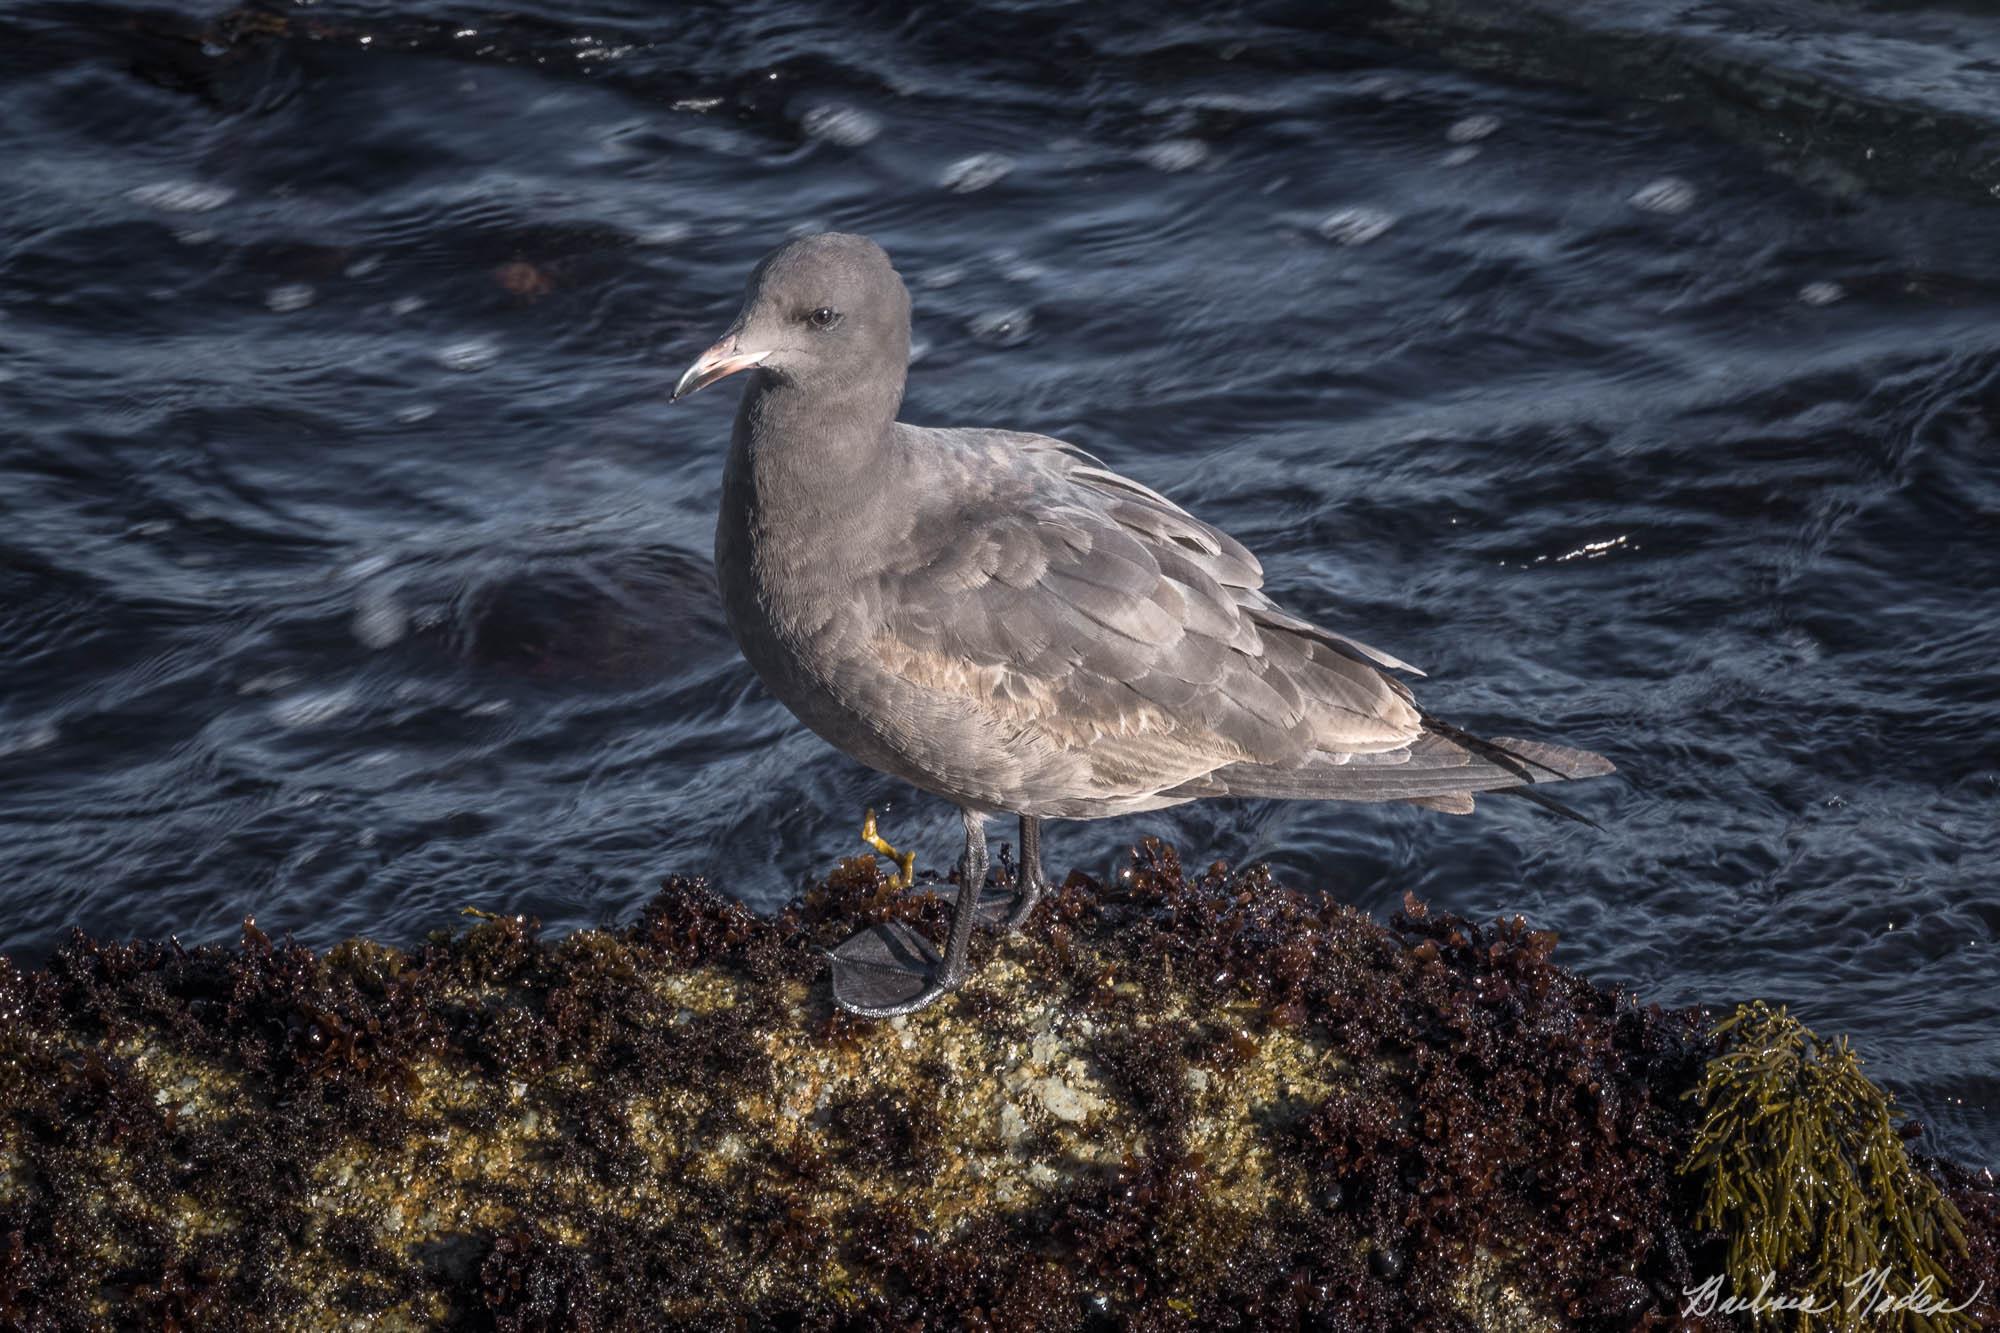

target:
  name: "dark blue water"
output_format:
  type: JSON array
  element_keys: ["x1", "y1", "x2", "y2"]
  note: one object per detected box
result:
[{"x1": 0, "y1": 1, "x2": 1994, "y2": 1165}]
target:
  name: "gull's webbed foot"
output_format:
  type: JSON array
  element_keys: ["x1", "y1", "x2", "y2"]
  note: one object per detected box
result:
[
  {"x1": 830, "y1": 807, "x2": 987, "y2": 1018},
  {"x1": 829, "y1": 920, "x2": 961, "y2": 1017}
]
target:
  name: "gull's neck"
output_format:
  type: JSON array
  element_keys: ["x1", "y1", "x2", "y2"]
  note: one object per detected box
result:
[
  {"x1": 731, "y1": 367, "x2": 904, "y2": 491},
  {"x1": 721, "y1": 368, "x2": 911, "y2": 589}
]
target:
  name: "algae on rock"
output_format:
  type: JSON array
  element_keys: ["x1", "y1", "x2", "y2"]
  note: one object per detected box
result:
[
  {"x1": 1681, "y1": 1000, "x2": 1978, "y2": 1331},
  {"x1": 1, "y1": 842, "x2": 1994, "y2": 1330}
]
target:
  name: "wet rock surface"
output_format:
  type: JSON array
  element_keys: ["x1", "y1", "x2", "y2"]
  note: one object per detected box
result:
[{"x1": 0, "y1": 841, "x2": 1993, "y2": 1329}]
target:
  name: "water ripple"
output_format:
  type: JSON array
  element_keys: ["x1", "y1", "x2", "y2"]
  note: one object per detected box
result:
[{"x1": 0, "y1": 0, "x2": 1995, "y2": 1168}]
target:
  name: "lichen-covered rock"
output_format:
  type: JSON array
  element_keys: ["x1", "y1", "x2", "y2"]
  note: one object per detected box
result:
[{"x1": 0, "y1": 840, "x2": 1992, "y2": 1330}]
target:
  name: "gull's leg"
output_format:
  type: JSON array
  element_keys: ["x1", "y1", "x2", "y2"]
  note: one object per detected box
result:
[
  {"x1": 1004, "y1": 814, "x2": 1049, "y2": 930},
  {"x1": 829, "y1": 808, "x2": 988, "y2": 1018},
  {"x1": 859, "y1": 806, "x2": 915, "y2": 891},
  {"x1": 935, "y1": 808, "x2": 987, "y2": 989}
]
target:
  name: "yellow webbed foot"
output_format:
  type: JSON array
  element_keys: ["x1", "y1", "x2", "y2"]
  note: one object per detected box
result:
[{"x1": 860, "y1": 807, "x2": 916, "y2": 891}]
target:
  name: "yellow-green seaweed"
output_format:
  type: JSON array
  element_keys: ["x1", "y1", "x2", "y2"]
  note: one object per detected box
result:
[{"x1": 1681, "y1": 1000, "x2": 1973, "y2": 1331}]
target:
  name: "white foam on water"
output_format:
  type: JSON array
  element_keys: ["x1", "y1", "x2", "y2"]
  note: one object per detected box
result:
[
  {"x1": 801, "y1": 104, "x2": 882, "y2": 148},
  {"x1": 341, "y1": 554, "x2": 394, "y2": 581},
  {"x1": 0, "y1": 721, "x2": 58, "y2": 759},
  {"x1": 634, "y1": 222, "x2": 693, "y2": 247},
  {"x1": 1447, "y1": 114, "x2": 1501, "y2": 143},
  {"x1": 270, "y1": 687, "x2": 358, "y2": 729},
  {"x1": 128, "y1": 181, "x2": 235, "y2": 213},
  {"x1": 1138, "y1": 139, "x2": 1209, "y2": 172},
  {"x1": 941, "y1": 153, "x2": 1016, "y2": 193},
  {"x1": 436, "y1": 338, "x2": 499, "y2": 372},
  {"x1": 352, "y1": 590, "x2": 408, "y2": 649},
  {"x1": 238, "y1": 670, "x2": 300, "y2": 697},
  {"x1": 967, "y1": 307, "x2": 1034, "y2": 346},
  {"x1": 996, "y1": 250, "x2": 1047, "y2": 282},
  {"x1": 266, "y1": 284, "x2": 316, "y2": 313},
  {"x1": 1630, "y1": 176, "x2": 1698, "y2": 214},
  {"x1": 1317, "y1": 207, "x2": 1398, "y2": 245}
]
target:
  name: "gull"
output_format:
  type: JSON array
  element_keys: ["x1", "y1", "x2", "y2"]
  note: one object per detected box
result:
[{"x1": 674, "y1": 233, "x2": 1612, "y2": 1017}]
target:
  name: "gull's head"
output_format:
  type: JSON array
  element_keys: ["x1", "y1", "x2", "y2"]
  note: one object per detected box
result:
[{"x1": 672, "y1": 232, "x2": 911, "y2": 402}]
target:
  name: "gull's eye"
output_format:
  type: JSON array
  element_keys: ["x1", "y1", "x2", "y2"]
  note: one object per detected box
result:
[{"x1": 806, "y1": 307, "x2": 843, "y2": 331}]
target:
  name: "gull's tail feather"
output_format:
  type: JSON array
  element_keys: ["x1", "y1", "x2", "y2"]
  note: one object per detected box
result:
[
  {"x1": 1172, "y1": 717, "x2": 1614, "y2": 823},
  {"x1": 1486, "y1": 784, "x2": 1603, "y2": 829},
  {"x1": 1423, "y1": 717, "x2": 1616, "y2": 783}
]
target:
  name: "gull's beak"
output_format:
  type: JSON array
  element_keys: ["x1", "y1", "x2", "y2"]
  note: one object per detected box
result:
[{"x1": 672, "y1": 333, "x2": 770, "y2": 401}]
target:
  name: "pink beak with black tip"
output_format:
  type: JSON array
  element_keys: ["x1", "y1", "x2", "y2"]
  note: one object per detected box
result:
[{"x1": 671, "y1": 332, "x2": 770, "y2": 401}]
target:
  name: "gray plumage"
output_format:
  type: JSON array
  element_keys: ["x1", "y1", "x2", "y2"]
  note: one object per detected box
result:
[{"x1": 674, "y1": 232, "x2": 1612, "y2": 1016}]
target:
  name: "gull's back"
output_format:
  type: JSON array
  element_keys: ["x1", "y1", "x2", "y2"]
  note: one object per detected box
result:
[{"x1": 781, "y1": 423, "x2": 1459, "y2": 818}]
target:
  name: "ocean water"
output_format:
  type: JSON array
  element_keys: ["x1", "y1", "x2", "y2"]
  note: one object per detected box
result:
[{"x1": 0, "y1": 0, "x2": 1993, "y2": 1165}]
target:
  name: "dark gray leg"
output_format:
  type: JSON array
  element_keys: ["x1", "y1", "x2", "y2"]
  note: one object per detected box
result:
[
  {"x1": 1005, "y1": 814, "x2": 1049, "y2": 930},
  {"x1": 828, "y1": 808, "x2": 987, "y2": 1018},
  {"x1": 936, "y1": 807, "x2": 985, "y2": 988}
]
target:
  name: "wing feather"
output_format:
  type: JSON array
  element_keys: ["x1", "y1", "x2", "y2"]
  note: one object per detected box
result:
[{"x1": 865, "y1": 427, "x2": 1464, "y2": 804}]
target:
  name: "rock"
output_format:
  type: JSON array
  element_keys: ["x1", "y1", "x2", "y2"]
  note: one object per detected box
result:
[{"x1": 0, "y1": 840, "x2": 1992, "y2": 1329}]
